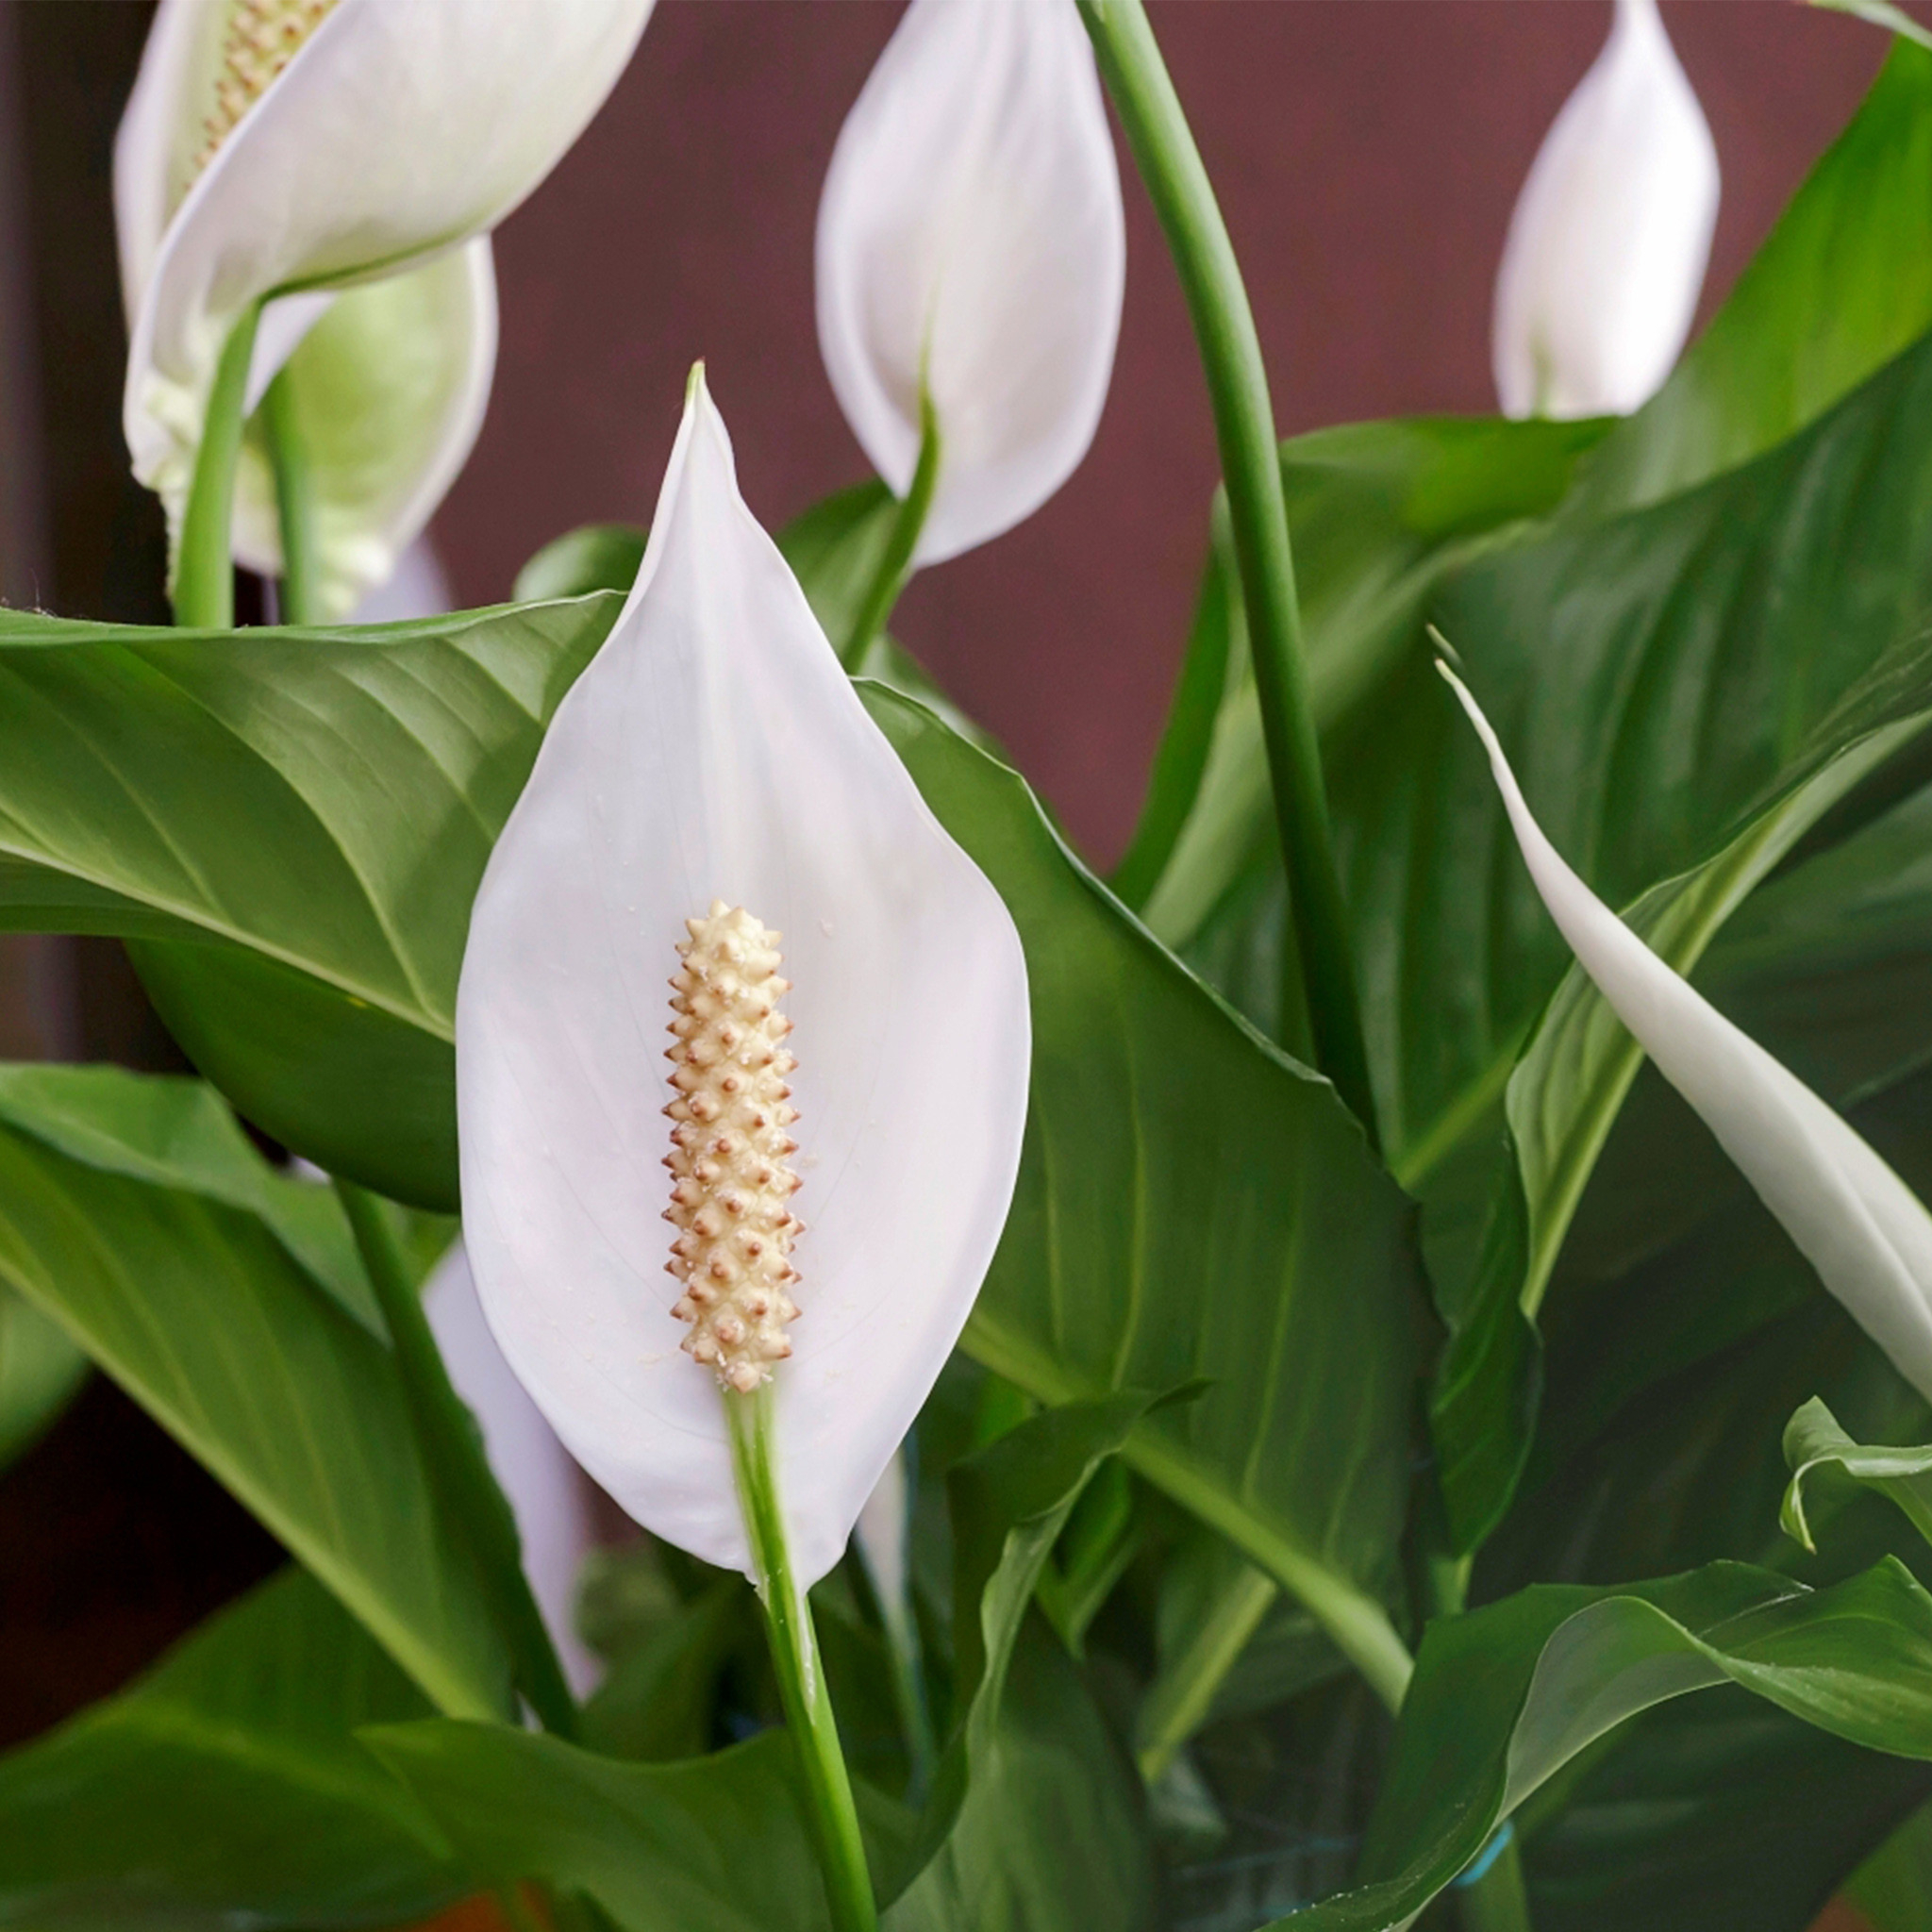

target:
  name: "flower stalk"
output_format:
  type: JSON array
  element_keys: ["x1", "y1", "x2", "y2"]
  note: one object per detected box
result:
[
  {"x1": 170, "y1": 303, "x2": 261, "y2": 628},
  {"x1": 261, "y1": 365, "x2": 322, "y2": 625},
  {"x1": 726, "y1": 1385, "x2": 878, "y2": 1932},
  {"x1": 1074, "y1": 0, "x2": 1376, "y2": 1147},
  {"x1": 839, "y1": 391, "x2": 941, "y2": 670}
]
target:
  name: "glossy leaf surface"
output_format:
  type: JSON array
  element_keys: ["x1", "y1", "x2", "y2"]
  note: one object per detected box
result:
[
  {"x1": 1271, "y1": 1560, "x2": 1932, "y2": 1929},
  {"x1": 0, "y1": 1064, "x2": 510, "y2": 1718},
  {"x1": 0, "y1": 597, "x2": 617, "y2": 1208},
  {"x1": 867, "y1": 686, "x2": 1428, "y2": 1702}
]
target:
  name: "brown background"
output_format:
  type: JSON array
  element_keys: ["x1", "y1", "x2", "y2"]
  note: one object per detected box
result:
[
  {"x1": 437, "y1": 0, "x2": 1896, "y2": 861},
  {"x1": 0, "y1": 0, "x2": 1916, "y2": 1772}
]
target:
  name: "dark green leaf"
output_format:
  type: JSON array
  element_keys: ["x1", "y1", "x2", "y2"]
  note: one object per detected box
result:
[
  {"x1": 365, "y1": 1722, "x2": 832, "y2": 1932},
  {"x1": 1271, "y1": 1560, "x2": 1932, "y2": 1930},
  {"x1": 1137, "y1": 416, "x2": 1608, "y2": 959},
  {"x1": 0, "y1": 1567, "x2": 461, "y2": 1929},
  {"x1": 865, "y1": 686, "x2": 1429, "y2": 1707},
  {"x1": 887, "y1": 1625, "x2": 1156, "y2": 1932},
  {"x1": 0, "y1": 1064, "x2": 511, "y2": 1719},
  {"x1": 512, "y1": 525, "x2": 646, "y2": 603},
  {"x1": 1521, "y1": 1689, "x2": 1932, "y2": 1932}
]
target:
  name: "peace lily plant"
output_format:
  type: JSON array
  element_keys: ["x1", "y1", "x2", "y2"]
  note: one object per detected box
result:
[{"x1": 7, "y1": 4, "x2": 1932, "y2": 1932}]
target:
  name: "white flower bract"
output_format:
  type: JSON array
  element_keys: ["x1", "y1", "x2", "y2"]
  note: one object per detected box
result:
[
  {"x1": 1491, "y1": 0, "x2": 1718, "y2": 421},
  {"x1": 116, "y1": 0, "x2": 653, "y2": 607},
  {"x1": 815, "y1": 0, "x2": 1125, "y2": 564},
  {"x1": 456, "y1": 373, "x2": 1031, "y2": 1589},
  {"x1": 1442, "y1": 661, "x2": 1932, "y2": 1404}
]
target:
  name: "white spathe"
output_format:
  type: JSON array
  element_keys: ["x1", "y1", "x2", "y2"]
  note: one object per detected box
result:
[
  {"x1": 117, "y1": 0, "x2": 653, "y2": 605},
  {"x1": 1491, "y1": 0, "x2": 1718, "y2": 421},
  {"x1": 1441, "y1": 662, "x2": 1932, "y2": 1403},
  {"x1": 816, "y1": 0, "x2": 1124, "y2": 565},
  {"x1": 456, "y1": 373, "x2": 1031, "y2": 1589},
  {"x1": 422, "y1": 1241, "x2": 602, "y2": 1697}
]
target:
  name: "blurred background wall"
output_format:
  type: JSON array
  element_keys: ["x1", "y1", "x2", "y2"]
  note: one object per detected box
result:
[{"x1": 0, "y1": 0, "x2": 1912, "y2": 1736}]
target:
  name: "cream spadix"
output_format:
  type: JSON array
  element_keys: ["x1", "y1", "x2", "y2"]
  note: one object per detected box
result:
[
  {"x1": 1441, "y1": 661, "x2": 1932, "y2": 1402},
  {"x1": 118, "y1": 0, "x2": 653, "y2": 593},
  {"x1": 1491, "y1": 0, "x2": 1718, "y2": 420},
  {"x1": 456, "y1": 373, "x2": 1030, "y2": 1588},
  {"x1": 815, "y1": 0, "x2": 1125, "y2": 564}
]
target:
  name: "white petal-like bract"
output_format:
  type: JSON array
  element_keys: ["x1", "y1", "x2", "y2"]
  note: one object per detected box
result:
[
  {"x1": 1491, "y1": 0, "x2": 1718, "y2": 420},
  {"x1": 457, "y1": 374, "x2": 1031, "y2": 1588},
  {"x1": 118, "y1": 0, "x2": 652, "y2": 569},
  {"x1": 1441, "y1": 663, "x2": 1932, "y2": 1402},
  {"x1": 816, "y1": 0, "x2": 1125, "y2": 564},
  {"x1": 423, "y1": 1241, "x2": 602, "y2": 1697}
]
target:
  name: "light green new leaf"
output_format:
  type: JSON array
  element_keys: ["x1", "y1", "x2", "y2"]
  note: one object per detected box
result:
[
  {"x1": 0, "y1": 1567, "x2": 462, "y2": 1930},
  {"x1": 1270, "y1": 1560, "x2": 1932, "y2": 1930},
  {"x1": 1784, "y1": 1397, "x2": 1932, "y2": 1554},
  {"x1": 866, "y1": 686, "x2": 1429, "y2": 1709},
  {"x1": 0, "y1": 1063, "x2": 510, "y2": 1720}
]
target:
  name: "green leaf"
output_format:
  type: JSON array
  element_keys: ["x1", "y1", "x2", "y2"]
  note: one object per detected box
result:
[
  {"x1": 1270, "y1": 1560, "x2": 1932, "y2": 1930},
  {"x1": 0, "y1": 1567, "x2": 462, "y2": 1929},
  {"x1": 1569, "y1": 38, "x2": 1932, "y2": 516},
  {"x1": 1137, "y1": 415, "x2": 1609, "y2": 957},
  {"x1": 1521, "y1": 1690, "x2": 1932, "y2": 1932},
  {"x1": 366, "y1": 1722, "x2": 834, "y2": 1932},
  {"x1": 0, "y1": 1283, "x2": 86, "y2": 1471},
  {"x1": 512, "y1": 524, "x2": 646, "y2": 603},
  {"x1": 0, "y1": 596, "x2": 620, "y2": 1208},
  {"x1": 1785, "y1": 1398, "x2": 1932, "y2": 1555},
  {"x1": 886, "y1": 1625, "x2": 1156, "y2": 1932},
  {"x1": 0, "y1": 1063, "x2": 511, "y2": 1720},
  {"x1": 1851, "y1": 1796, "x2": 1932, "y2": 1931},
  {"x1": 864, "y1": 686, "x2": 1429, "y2": 1708}
]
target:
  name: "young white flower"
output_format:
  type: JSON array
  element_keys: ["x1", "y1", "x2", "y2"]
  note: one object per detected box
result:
[
  {"x1": 815, "y1": 0, "x2": 1125, "y2": 565},
  {"x1": 1491, "y1": 0, "x2": 1719, "y2": 421},
  {"x1": 117, "y1": 0, "x2": 653, "y2": 599},
  {"x1": 1441, "y1": 663, "x2": 1932, "y2": 1402},
  {"x1": 456, "y1": 372, "x2": 1031, "y2": 1590}
]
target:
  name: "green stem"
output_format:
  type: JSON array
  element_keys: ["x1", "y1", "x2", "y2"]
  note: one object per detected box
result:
[
  {"x1": 1457, "y1": 1823, "x2": 1534, "y2": 1932},
  {"x1": 333, "y1": 1180, "x2": 578, "y2": 1739},
  {"x1": 261, "y1": 365, "x2": 322, "y2": 625},
  {"x1": 728, "y1": 1387, "x2": 878, "y2": 1932},
  {"x1": 1136, "y1": 1562, "x2": 1277, "y2": 1784},
  {"x1": 172, "y1": 304, "x2": 262, "y2": 629},
  {"x1": 840, "y1": 391, "x2": 941, "y2": 671},
  {"x1": 1075, "y1": 0, "x2": 1377, "y2": 1149}
]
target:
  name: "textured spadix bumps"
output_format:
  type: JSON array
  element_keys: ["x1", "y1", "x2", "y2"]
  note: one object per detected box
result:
[
  {"x1": 457, "y1": 374, "x2": 1029, "y2": 1587},
  {"x1": 665, "y1": 905, "x2": 804, "y2": 1394},
  {"x1": 118, "y1": 0, "x2": 652, "y2": 609}
]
